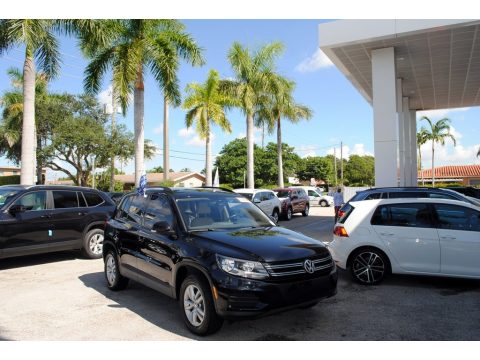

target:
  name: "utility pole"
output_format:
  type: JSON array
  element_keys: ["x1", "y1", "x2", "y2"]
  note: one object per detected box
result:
[
  {"x1": 340, "y1": 141, "x2": 344, "y2": 185},
  {"x1": 334, "y1": 147, "x2": 337, "y2": 187},
  {"x1": 109, "y1": 86, "x2": 117, "y2": 192}
]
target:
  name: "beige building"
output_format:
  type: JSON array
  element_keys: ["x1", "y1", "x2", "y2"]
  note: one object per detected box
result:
[
  {"x1": 0, "y1": 166, "x2": 21, "y2": 176},
  {"x1": 114, "y1": 172, "x2": 206, "y2": 190}
]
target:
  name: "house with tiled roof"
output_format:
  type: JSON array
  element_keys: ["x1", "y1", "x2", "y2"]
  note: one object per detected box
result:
[
  {"x1": 114, "y1": 171, "x2": 205, "y2": 190},
  {"x1": 418, "y1": 164, "x2": 480, "y2": 186}
]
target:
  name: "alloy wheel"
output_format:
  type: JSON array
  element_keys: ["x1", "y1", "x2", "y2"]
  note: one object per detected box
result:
[
  {"x1": 184, "y1": 284, "x2": 206, "y2": 327},
  {"x1": 105, "y1": 254, "x2": 117, "y2": 286},
  {"x1": 352, "y1": 251, "x2": 385, "y2": 284},
  {"x1": 89, "y1": 233, "x2": 104, "y2": 255}
]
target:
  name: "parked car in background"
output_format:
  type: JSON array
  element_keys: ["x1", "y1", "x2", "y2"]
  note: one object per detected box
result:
[
  {"x1": 233, "y1": 188, "x2": 281, "y2": 223},
  {"x1": 291, "y1": 186, "x2": 333, "y2": 207},
  {"x1": 329, "y1": 198, "x2": 480, "y2": 285},
  {"x1": 273, "y1": 188, "x2": 310, "y2": 220},
  {"x1": 103, "y1": 187, "x2": 337, "y2": 335},
  {"x1": 0, "y1": 185, "x2": 115, "y2": 259},
  {"x1": 348, "y1": 187, "x2": 478, "y2": 205},
  {"x1": 445, "y1": 186, "x2": 480, "y2": 200}
]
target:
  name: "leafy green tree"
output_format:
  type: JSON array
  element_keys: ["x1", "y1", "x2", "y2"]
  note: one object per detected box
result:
[
  {"x1": 256, "y1": 75, "x2": 312, "y2": 187},
  {"x1": 183, "y1": 69, "x2": 235, "y2": 186},
  {"x1": 214, "y1": 138, "x2": 301, "y2": 188},
  {"x1": 221, "y1": 42, "x2": 284, "y2": 189},
  {"x1": 147, "y1": 166, "x2": 164, "y2": 173},
  {"x1": 421, "y1": 116, "x2": 456, "y2": 187},
  {"x1": 297, "y1": 156, "x2": 333, "y2": 184},
  {"x1": 83, "y1": 20, "x2": 204, "y2": 186},
  {"x1": 0, "y1": 19, "x2": 105, "y2": 185},
  {"x1": 343, "y1": 155, "x2": 375, "y2": 186}
]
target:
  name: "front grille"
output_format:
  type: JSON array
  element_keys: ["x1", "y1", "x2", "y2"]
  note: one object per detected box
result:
[{"x1": 264, "y1": 254, "x2": 333, "y2": 279}]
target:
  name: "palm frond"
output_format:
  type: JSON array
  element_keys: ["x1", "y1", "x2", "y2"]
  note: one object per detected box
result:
[{"x1": 83, "y1": 46, "x2": 115, "y2": 95}]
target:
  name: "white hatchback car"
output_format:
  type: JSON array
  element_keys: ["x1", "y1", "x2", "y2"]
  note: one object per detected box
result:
[
  {"x1": 233, "y1": 189, "x2": 282, "y2": 223},
  {"x1": 329, "y1": 198, "x2": 480, "y2": 285}
]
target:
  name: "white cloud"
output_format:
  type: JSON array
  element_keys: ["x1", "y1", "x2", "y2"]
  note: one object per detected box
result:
[
  {"x1": 295, "y1": 48, "x2": 334, "y2": 73},
  {"x1": 178, "y1": 127, "x2": 196, "y2": 138},
  {"x1": 296, "y1": 145, "x2": 317, "y2": 158},
  {"x1": 417, "y1": 107, "x2": 470, "y2": 120},
  {"x1": 178, "y1": 126, "x2": 215, "y2": 147},
  {"x1": 236, "y1": 127, "x2": 263, "y2": 144},
  {"x1": 326, "y1": 143, "x2": 373, "y2": 160},
  {"x1": 154, "y1": 125, "x2": 163, "y2": 135},
  {"x1": 98, "y1": 85, "x2": 123, "y2": 114}
]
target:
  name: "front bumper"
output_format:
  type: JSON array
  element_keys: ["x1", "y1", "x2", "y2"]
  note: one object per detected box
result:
[{"x1": 211, "y1": 266, "x2": 338, "y2": 320}]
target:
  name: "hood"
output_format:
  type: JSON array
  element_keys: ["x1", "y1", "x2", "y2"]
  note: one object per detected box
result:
[{"x1": 192, "y1": 226, "x2": 328, "y2": 263}]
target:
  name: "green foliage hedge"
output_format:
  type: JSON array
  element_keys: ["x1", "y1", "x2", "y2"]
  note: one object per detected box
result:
[{"x1": 0, "y1": 175, "x2": 20, "y2": 186}]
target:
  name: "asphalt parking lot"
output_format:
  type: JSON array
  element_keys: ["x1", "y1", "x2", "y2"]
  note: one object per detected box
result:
[{"x1": 1, "y1": 206, "x2": 479, "y2": 340}]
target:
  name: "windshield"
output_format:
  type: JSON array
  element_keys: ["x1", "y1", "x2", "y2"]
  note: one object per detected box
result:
[
  {"x1": 174, "y1": 191, "x2": 273, "y2": 231},
  {"x1": 0, "y1": 189, "x2": 20, "y2": 207},
  {"x1": 276, "y1": 190, "x2": 291, "y2": 198}
]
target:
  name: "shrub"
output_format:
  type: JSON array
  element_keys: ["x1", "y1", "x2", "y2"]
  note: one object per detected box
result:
[{"x1": 0, "y1": 175, "x2": 20, "y2": 186}]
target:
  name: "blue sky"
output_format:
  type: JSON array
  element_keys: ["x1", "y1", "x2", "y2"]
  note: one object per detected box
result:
[{"x1": 1, "y1": 19, "x2": 479, "y2": 180}]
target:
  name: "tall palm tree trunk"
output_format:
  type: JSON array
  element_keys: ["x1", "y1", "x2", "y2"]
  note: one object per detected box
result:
[
  {"x1": 431, "y1": 142, "x2": 435, "y2": 188},
  {"x1": 134, "y1": 70, "x2": 145, "y2": 187},
  {"x1": 205, "y1": 123, "x2": 212, "y2": 186},
  {"x1": 277, "y1": 116, "x2": 284, "y2": 188},
  {"x1": 246, "y1": 113, "x2": 254, "y2": 189},
  {"x1": 163, "y1": 96, "x2": 169, "y2": 181},
  {"x1": 20, "y1": 54, "x2": 36, "y2": 185},
  {"x1": 36, "y1": 132, "x2": 43, "y2": 184},
  {"x1": 418, "y1": 145, "x2": 424, "y2": 186}
]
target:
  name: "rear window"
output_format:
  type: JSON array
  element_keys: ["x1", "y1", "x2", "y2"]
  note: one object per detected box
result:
[
  {"x1": 276, "y1": 190, "x2": 291, "y2": 198},
  {"x1": 83, "y1": 192, "x2": 104, "y2": 207},
  {"x1": 338, "y1": 203, "x2": 354, "y2": 224},
  {"x1": 388, "y1": 191, "x2": 428, "y2": 199}
]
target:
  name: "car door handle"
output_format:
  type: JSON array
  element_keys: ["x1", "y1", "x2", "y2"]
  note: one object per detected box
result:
[
  {"x1": 380, "y1": 232, "x2": 394, "y2": 236},
  {"x1": 41, "y1": 214, "x2": 52, "y2": 219},
  {"x1": 78, "y1": 212, "x2": 87, "y2": 216},
  {"x1": 441, "y1": 236, "x2": 456, "y2": 240}
]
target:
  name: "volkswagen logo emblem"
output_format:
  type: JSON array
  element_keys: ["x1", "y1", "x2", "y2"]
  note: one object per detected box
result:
[{"x1": 304, "y1": 259, "x2": 315, "y2": 274}]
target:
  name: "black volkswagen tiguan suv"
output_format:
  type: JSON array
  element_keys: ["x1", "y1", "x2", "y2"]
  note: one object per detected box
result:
[
  {"x1": 0, "y1": 185, "x2": 115, "y2": 259},
  {"x1": 103, "y1": 187, "x2": 337, "y2": 335}
]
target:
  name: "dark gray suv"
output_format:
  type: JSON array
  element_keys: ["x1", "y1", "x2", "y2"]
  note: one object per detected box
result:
[{"x1": 0, "y1": 185, "x2": 115, "y2": 259}]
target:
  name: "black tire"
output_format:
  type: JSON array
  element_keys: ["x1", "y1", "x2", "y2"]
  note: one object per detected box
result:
[
  {"x1": 350, "y1": 248, "x2": 389, "y2": 285},
  {"x1": 302, "y1": 204, "x2": 309, "y2": 217},
  {"x1": 81, "y1": 228, "x2": 104, "y2": 259},
  {"x1": 104, "y1": 250, "x2": 129, "y2": 291},
  {"x1": 319, "y1": 200, "x2": 328, "y2": 207},
  {"x1": 272, "y1": 209, "x2": 280, "y2": 223},
  {"x1": 284, "y1": 207, "x2": 293, "y2": 221},
  {"x1": 179, "y1": 274, "x2": 223, "y2": 336}
]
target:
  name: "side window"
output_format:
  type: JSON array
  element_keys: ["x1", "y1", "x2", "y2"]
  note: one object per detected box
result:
[
  {"x1": 53, "y1": 191, "x2": 79, "y2": 209},
  {"x1": 308, "y1": 190, "x2": 319, "y2": 197},
  {"x1": 429, "y1": 193, "x2": 456, "y2": 200},
  {"x1": 116, "y1": 195, "x2": 133, "y2": 220},
  {"x1": 260, "y1": 192, "x2": 269, "y2": 201},
  {"x1": 253, "y1": 193, "x2": 261, "y2": 202},
  {"x1": 83, "y1": 192, "x2": 104, "y2": 207},
  {"x1": 13, "y1": 191, "x2": 47, "y2": 211},
  {"x1": 365, "y1": 192, "x2": 381, "y2": 200},
  {"x1": 266, "y1": 192, "x2": 274, "y2": 200},
  {"x1": 388, "y1": 192, "x2": 427, "y2": 199},
  {"x1": 371, "y1": 203, "x2": 432, "y2": 228},
  {"x1": 144, "y1": 194, "x2": 174, "y2": 230},
  {"x1": 127, "y1": 195, "x2": 147, "y2": 224},
  {"x1": 434, "y1": 204, "x2": 480, "y2": 232}
]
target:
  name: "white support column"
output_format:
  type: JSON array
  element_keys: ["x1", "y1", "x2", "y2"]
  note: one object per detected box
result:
[
  {"x1": 402, "y1": 97, "x2": 412, "y2": 186},
  {"x1": 397, "y1": 79, "x2": 405, "y2": 186},
  {"x1": 409, "y1": 109, "x2": 418, "y2": 186},
  {"x1": 372, "y1": 47, "x2": 398, "y2": 187}
]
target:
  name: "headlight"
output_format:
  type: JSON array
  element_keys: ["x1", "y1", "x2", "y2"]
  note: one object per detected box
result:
[{"x1": 216, "y1": 254, "x2": 269, "y2": 279}]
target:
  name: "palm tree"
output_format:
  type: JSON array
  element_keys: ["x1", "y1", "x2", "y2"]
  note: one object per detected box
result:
[
  {"x1": 421, "y1": 116, "x2": 457, "y2": 187},
  {"x1": 183, "y1": 70, "x2": 235, "y2": 186},
  {"x1": 0, "y1": 67, "x2": 49, "y2": 183},
  {"x1": 416, "y1": 127, "x2": 429, "y2": 185},
  {"x1": 83, "y1": 20, "x2": 204, "y2": 187},
  {"x1": 0, "y1": 20, "x2": 61, "y2": 184},
  {"x1": 222, "y1": 42, "x2": 284, "y2": 189},
  {"x1": 256, "y1": 75, "x2": 312, "y2": 187}
]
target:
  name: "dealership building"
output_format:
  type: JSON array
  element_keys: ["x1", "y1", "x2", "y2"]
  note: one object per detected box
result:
[{"x1": 319, "y1": 19, "x2": 480, "y2": 187}]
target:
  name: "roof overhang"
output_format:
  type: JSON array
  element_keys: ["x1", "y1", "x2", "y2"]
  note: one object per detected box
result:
[{"x1": 319, "y1": 19, "x2": 480, "y2": 110}]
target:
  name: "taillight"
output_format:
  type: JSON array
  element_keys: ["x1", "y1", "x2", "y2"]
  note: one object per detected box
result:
[{"x1": 333, "y1": 226, "x2": 349, "y2": 237}]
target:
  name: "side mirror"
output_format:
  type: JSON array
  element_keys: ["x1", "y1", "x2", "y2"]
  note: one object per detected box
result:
[
  {"x1": 151, "y1": 221, "x2": 177, "y2": 239},
  {"x1": 9, "y1": 204, "x2": 26, "y2": 215}
]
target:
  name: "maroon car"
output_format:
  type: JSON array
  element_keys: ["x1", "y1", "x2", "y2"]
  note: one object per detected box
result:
[{"x1": 273, "y1": 188, "x2": 310, "y2": 220}]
